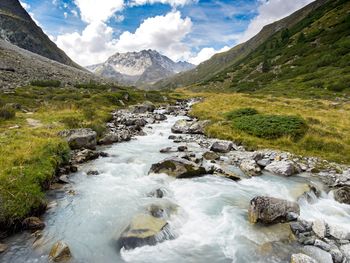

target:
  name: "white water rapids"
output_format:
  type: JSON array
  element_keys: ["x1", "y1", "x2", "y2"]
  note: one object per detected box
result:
[{"x1": 1, "y1": 113, "x2": 350, "y2": 263}]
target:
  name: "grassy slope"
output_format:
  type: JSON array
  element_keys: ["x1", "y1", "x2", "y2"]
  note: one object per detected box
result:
[
  {"x1": 0, "y1": 84, "x2": 169, "y2": 229},
  {"x1": 195, "y1": 0, "x2": 350, "y2": 99},
  {"x1": 178, "y1": 90, "x2": 350, "y2": 164}
]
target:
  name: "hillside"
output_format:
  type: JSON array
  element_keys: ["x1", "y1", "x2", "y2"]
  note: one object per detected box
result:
[
  {"x1": 0, "y1": 0, "x2": 81, "y2": 69},
  {"x1": 88, "y1": 50, "x2": 194, "y2": 86},
  {"x1": 154, "y1": 0, "x2": 348, "y2": 95},
  {"x1": 195, "y1": 0, "x2": 350, "y2": 98}
]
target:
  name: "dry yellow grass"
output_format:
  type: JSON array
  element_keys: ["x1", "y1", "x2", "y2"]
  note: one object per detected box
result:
[{"x1": 177, "y1": 90, "x2": 350, "y2": 164}]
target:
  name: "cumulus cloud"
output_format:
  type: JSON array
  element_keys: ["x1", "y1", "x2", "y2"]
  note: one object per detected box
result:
[
  {"x1": 130, "y1": 0, "x2": 196, "y2": 7},
  {"x1": 55, "y1": 11, "x2": 192, "y2": 65},
  {"x1": 238, "y1": 0, "x2": 314, "y2": 43},
  {"x1": 73, "y1": 0, "x2": 124, "y2": 23},
  {"x1": 189, "y1": 46, "x2": 230, "y2": 65}
]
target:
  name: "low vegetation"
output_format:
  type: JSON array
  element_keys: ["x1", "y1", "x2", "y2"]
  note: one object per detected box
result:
[
  {"x1": 0, "y1": 83, "x2": 170, "y2": 229},
  {"x1": 179, "y1": 90, "x2": 350, "y2": 164}
]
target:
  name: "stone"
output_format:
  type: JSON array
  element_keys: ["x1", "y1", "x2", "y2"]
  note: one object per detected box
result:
[
  {"x1": 49, "y1": 241, "x2": 72, "y2": 262},
  {"x1": 339, "y1": 244, "x2": 350, "y2": 260},
  {"x1": 171, "y1": 119, "x2": 190, "y2": 134},
  {"x1": 203, "y1": 151, "x2": 220, "y2": 161},
  {"x1": 72, "y1": 149, "x2": 99, "y2": 164},
  {"x1": 328, "y1": 224, "x2": 350, "y2": 240},
  {"x1": 118, "y1": 214, "x2": 173, "y2": 250},
  {"x1": 314, "y1": 239, "x2": 331, "y2": 251},
  {"x1": 147, "y1": 188, "x2": 165, "y2": 198},
  {"x1": 87, "y1": 170, "x2": 99, "y2": 176},
  {"x1": 210, "y1": 141, "x2": 233, "y2": 153},
  {"x1": 132, "y1": 101, "x2": 155, "y2": 113},
  {"x1": 154, "y1": 114, "x2": 167, "y2": 121},
  {"x1": 257, "y1": 158, "x2": 271, "y2": 167},
  {"x1": 240, "y1": 159, "x2": 261, "y2": 176},
  {"x1": 265, "y1": 160, "x2": 299, "y2": 176},
  {"x1": 214, "y1": 167, "x2": 241, "y2": 181},
  {"x1": 302, "y1": 246, "x2": 333, "y2": 263},
  {"x1": 312, "y1": 219, "x2": 327, "y2": 238},
  {"x1": 59, "y1": 128, "x2": 97, "y2": 150},
  {"x1": 333, "y1": 186, "x2": 350, "y2": 205},
  {"x1": 290, "y1": 253, "x2": 317, "y2": 263},
  {"x1": 290, "y1": 221, "x2": 307, "y2": 235},
  {"x1": 248, "y1": 196, "x2": 300, "y2": 224},
  {"x1": 0, "y1": 243, "x2": 8, "y2": 253},
  {"x1": 160, "y1": 147, "x2": 174, "y2": 153},
  {"x1": 149, "y1": 157, "x2": 208, "y2": 179},
  {"x1": 177, "y1": 146, "x2": 187, "y2": 152},
  {"x1": 22, "y1": 217, "x2": 45, "y2": 231},
  {"x1": 329, "y1": 248, "x2": 344, "y2": 263},
  {"x1": 98, "y1": 133, "x2": 119, "y2": 145},
  {"x1": 58, "y1": 175, "x2": 69, "y2": 184},
  {"x1": 187, "y1": 120, "x2": 210, "y2": 134}
]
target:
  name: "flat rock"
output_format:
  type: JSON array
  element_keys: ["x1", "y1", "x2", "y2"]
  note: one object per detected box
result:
[
  {"x1": 248, "y1": 196, "x2": 300, "y2": 224},
  {"x1": 265, "y1": 160, "x2": 299, "y2": 176},
  {"x1": 59, "y1": 128, "x2": 97, "y2": 150},
  {"x1": 328, "y1": 224, "x2": 350, "y2": 240},
  {"x1": 302, "y1": 246, "x2": 333, "y2": 263},
  {"x1": 49, "y1": 241, "x2": 72, "y2": 262}
]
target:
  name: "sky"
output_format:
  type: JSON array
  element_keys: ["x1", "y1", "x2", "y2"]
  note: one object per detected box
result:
[{"x1": 20, "y1": 0, "x2": 314, "y2": 66}]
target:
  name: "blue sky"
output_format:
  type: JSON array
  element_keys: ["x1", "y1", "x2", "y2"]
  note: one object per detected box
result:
[{"x1": 20, "y1": 0, "x2": 314, "y2": 66}]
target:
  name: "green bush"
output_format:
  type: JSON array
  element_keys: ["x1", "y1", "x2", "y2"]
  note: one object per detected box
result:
[
  {"x1": 82, "y1": 107, "x2": 96, "y2": 121},
  {"x1": 0, "y1": 105, "x2": 16, "y2": 120},
  {"x1": 30, "y1": 80, "x2": 61, "y2": 87},
  {"x1": 327, "y1": 82, "x2": 348, "y2": 92},
  {"x1": 233, "y1": 114, "x2": 307, "y2": 139},
  {"x1": 61, "y1": 117, "x2": 82, "y2": 129},
  {"x1": 225, "y1": 108, "x2": 259, "y2": 120}
]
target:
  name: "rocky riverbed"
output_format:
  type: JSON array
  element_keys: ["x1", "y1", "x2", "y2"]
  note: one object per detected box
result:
[{"x1": 0, "y1": 99, "x2": 349, "y2": 263}]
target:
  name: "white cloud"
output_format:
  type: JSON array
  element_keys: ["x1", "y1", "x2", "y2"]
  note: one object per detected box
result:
[
  {"x1": 130, "y1": 0, "x2": 196, "y2": 7},
  {"x1": 19, "y1": 1, "x2": 30, "y2": 10},
  {"x1": 189, "y1": 46, "x2": 230, "y2": 65},
  {"x1": 71, "y1": 10, "x2": 78, "y2": 17},
  {"x1": 73, "y1": 0, "x2": 124, "y2": 23},
  {"x1": 238, "y1": 0, "x2": 314, "y2": 43},
  {"x1": 114, "y1": 11, "x2": 192, "y2": 61},
  {"x1": 63, "y1": 12, "x2": 68, "y2": 19}
]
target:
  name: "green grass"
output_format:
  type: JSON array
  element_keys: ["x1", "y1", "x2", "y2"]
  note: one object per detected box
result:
[
  {"x1": 30, "y1": 80, "x2": 61, "y2": 88},
  {"x1": 0, "y1": 84, "x2": 172, "y2": 230},
  {"x1": 225, "y1": 108, "x2": 259, "y2": 120}
]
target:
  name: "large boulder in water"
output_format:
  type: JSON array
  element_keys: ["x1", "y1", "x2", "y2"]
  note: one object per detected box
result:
[
  {"x1": 58, "y1": 128, "x2": 97, "y2": 150},
  {"x1": 171, "y1": 119, "x2": 190, "y2": 134},
  {"x1": 149, "y1": 157, "x2": 208, "y2": 178},
  {"x1": 49, "y1": 241, "x2": 72, "y2": 262},
  {"x1": 210, "y1": 141, "x2": 233, "y2": 153},
  {"x1": 248, "y1": 196, "x2": 300, "y2": 224},
  {"x1": 333, "y1": 186, "x2": 350, "y2": 205},
  {"x1": 264, "y1": 160, "x2": 299, "y2": 176},
  {"x1": 171, "y1": 120, "x2": 209, "y2": 134},
  {"x1": 118, "y1": 214, "x2": 173, "y2": 250}
]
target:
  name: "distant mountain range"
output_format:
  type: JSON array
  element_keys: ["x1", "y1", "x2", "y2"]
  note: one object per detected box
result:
[{"x1": 87, "y1": 50, "x2": 195, "y2": 86}]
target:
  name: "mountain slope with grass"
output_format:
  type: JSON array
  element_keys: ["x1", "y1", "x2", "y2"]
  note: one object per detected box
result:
[
  {"x1": 154, "y1": 0, "x2": 329, "y2": 90},
  {"x1": 0, "y1": 0, "x2": 81, "y2": 69}
]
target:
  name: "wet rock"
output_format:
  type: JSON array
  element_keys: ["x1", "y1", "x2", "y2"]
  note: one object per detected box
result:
[
  {"x1": 168, "y1": 135, "x2": 176, "y2": 140},
  {"x1": 58, "y1": 175, "x2": 69, "y2": 184},
  {"x1": 187, "y1": 120, "x2": 210, "y2": 134},
  {"x1": 99, "y1": 152, "x2": 109, "y2": 158},
  {"x1": 290, "y1": 253, "x2": 317, "y2": 263},
  {"x1": 132, "y1": 101, "x2": 155, "y2": 113},
  {"x1": 49, "y1": 241, "x2": 72, "y2": 262},
  {"x1": 240, "y1": 159, "x2": 261, "y2": 176},
  {"x1": 314, "y1": 239, "x2": 331, "y2": 251},
  {"x1": 59, "y1": 128, "x2": 97, "y2": 150},
  {"x1": 203, "y1": 151, "x2": 220, "y2": 161},
  {"x1": 22, "y1": 217, "x2": 45, "y2": 231},
  {"x1": 312, "y1": 219, "x2": 327, "y2": 238},
  {"x1": 171, "y1": 120, "x2": 209, "y2": 134},
  {"x1": 154, "y1": 114, "x2": 167, "y2": 121},
  {"x1": 118, "y1": 214, "x2": 173, "y2": 250},
  {"x1": 302, "y1": 246, "x2": 333, "y2": 263},
  {"x1": 257, "y1": 159, "x2": 272, "y2": 167},
  {"x1": 339, "y1": 244, "x2": 350, "y2": 260},
  {"x1": 328, "y1": 224, "x2": 350, "y2": 240},
  {"x1": 265, "y1": 160, "x2": 299, "y2": 176},
  {"x1": 0, "y1": 243, "x2": 8, "y2": 253},
  {"x1": 147, "y1": 188, "x2": 165, "y2": 198},
  {"x1": 87, "y1": 170, "x2": 99, "y2": 176},
  {"x1": 149, "y1": 157, "x2": 208, "y2": 179},
  {"x1": 329, "y1": 248, "x2": 343, "y2": 263},
  {"x1": 98, "y1": 133, "x2": 119, "y2": 145},
  {"x1": 160, "y1": 147, "x2": 173, "y2": 153},
  {"x1": 210, "y1": 141, "x2": 233, "y2": 153},
  {"x1": 72, "y1": 149, "x2": 100, "y2": 164},
  {"x1": 214, "y1": 167, "x2": 241, "y2": 181},
  {"x1": 333, "y1": 186, "x2": 350, "y2": 204},
  {"x1": 177, "y1": 146, "x2": 187, "y2": 152},
  {"x1": 248, "y1": 196, "x2": 300, "y2": 224},
  {"x1": 171, "y1": 119, "x2": 190, "y2": 134}
]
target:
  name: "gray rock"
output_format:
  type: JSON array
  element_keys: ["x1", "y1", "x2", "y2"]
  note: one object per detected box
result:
[
  {"x1": 328, "y1": 224, "x2": 350, "y2": 240},
  {"x1": 159, "y1": 147, "x2": 174, "y2": 153},
  {"x1": 314, "y1": 239, "x2": 331, "y2": 251},
  {"x1": 240, "y1": 159, "x2": 261, "y2": 176},
  {"x1": 177, "y1": 146, "x2": 188, "y2": 152},
  {"x1": 154, "y1": 114, "x2": 167, "y2": 121},
  {"x1": 171, "y1": 119, "x2": 190, "y2": 134},
  {"x1": 339, "y1": 244, "x2": 350, "y2": 260},
  {"x1": 265, "y1": 160, "x2": 299, "y2": 176},
  {"x1": 147, "y1": 188, "x2": 165, "y2": 198},
  {"x1": 72, "y1": 149, "x2": 100, "y2": 164},
  {"x1": 290, "y1": 253, "x2": 317, "y2": 263},
  {"x1": 132, "y1": 102, "x2": 155, "y2": 113},
  {"x1": 248, "y1": 196, "x2": 300, "y2": 224},
  {"x1": 257, "y1": 158, "x2": 271, "y2": 167},
  {"x1": 59, "y1": 128, "x2": 97, "y2": 150},
  {"x1": 203, "y1": 151, "x2": 220, "y2": 161},
  {"x1": 22, "y1": 217, "x2": 45, "y2": 231},
  {"x1": 187, "y1": 120, "x2": 210, "y2": 134},
  {"x1": 333, "y1": 186, "x2": 350, "y2": 205},
  {"x1": 87, "y1": 170, "x2": 99, "y2": 176},
  {"x1": 329, "y1": 248, "x2": 344, "y2": 263},
  {"x1": 210, "y1": 141, "x2": 233, "y2": 153},
  {"x1": 149, "y1": 157, "x2": 208, "y2": 179},
  {"x1": 302, "y1": 246, "x2": 333, "y2": 263},
  {"x1": 312, "y1": 219, "x2": 327, "y2": 238},
  {"x1": 49, "y1": 241, "x2": 72, "y2": 262}
]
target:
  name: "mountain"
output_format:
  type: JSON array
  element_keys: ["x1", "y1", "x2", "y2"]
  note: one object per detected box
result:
[
  {"x1": 87, "y1": 50, "x2": 195, "y2": 86},
  {"x1": 0, "y1": 0, "x2": 81, "y2": 69},
  {"x1": 154, "y1": 0, "x2": 334, "y2": 90}
]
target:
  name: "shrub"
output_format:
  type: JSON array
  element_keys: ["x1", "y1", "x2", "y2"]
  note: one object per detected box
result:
[
  {"x1": 0, "y1": 105, "x2": 16, "y2": 120},
  {"x1": 61, "y1": 117, "x2": 82, "y2": 129},
  {"x1": 327, "y1": 82, "x2": 348, "y2": 92},
  {"x1": 82, "y1": 107, "x2": 96, "y2": 121},
  {"x1": 225, "y1": 108, "x2": 259, "y2": 120},
  {"x1": 233, "y1": 114, "x2": 307, "y2": 139},
  {"x1": 30, "y1": 80, "x2": 61, "y2": 87}
]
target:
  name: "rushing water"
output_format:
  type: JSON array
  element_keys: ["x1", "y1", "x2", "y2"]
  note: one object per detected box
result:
[{"x1": 2, "y1": 114, "x2": 350, "y2": 263}]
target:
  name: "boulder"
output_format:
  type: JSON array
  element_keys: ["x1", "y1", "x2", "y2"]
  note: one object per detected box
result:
[
  {"x1": 22, "y1": 217, "x2": 45, "y2": 231},
  {"x1": 0, "y1": 243, "x2": 8, "y2": 253},
  {"x1": 328, "y1": 224, "x2": 350, "y2": 240},
  {"x1": 265, "y1": 160, "x2": 299, "y2": 176},
  {"x1": 149, "y1": 157, "x2": 208, "y2": 179},
  {"x1": 49, "y1": 241, "x2": 72, "y2": 262},
  {"x1": 118, "y1": 214, "x2": 173, "y2": 250},
  {"x1": 302, "y1": 246, "x2": 333, "y2": 263},
  {"x1": 248, "y1": 196, "x2": 300, "y2": 224},
  {"x1": 340, "y1": 244, "x2": 350, "y2": 261},
  {"x1": 203, "y1": 151, "x2": 220, "y2": 161},
  {"x1": 240, "y1": 160, "x2": 261, "y2": 176},
  {"x1": 147, "y1": 188, "x2": 166, "y2": 198},
  {"x1": 210, "y1": 141, "x2": 233, "y2": 153},
  {"x1": 291, "y1": 253, "x2": 317, "y2": 263},
  {"x1": 154, "y1": 114, "x2": 167, "y2": 121},
  {"x1": 187, "y1": 120, "x2": 210, "y2": 134},
  {"x1": 177, "y1": 146, "x2": 187, "y2": 152},
  {"x1": 87, "y1": 170, "x2": 99, "y2": 176},
  {"x1": 312, "y1": 219, "x2": 327, "y2": 238},
  {"x1": 132, "y1": 101, "x2": 155, "y2": 113},
  {"x1": 99, "y1": 130, "x2": 131, "y2": 145},
  {"x1": 171, "y1": 119, "x2": 190, "y2": 134},
  {"x1": 59, "y1": 128, "x2": 97, "y2": 150},
  {"x1": 72, "y1": 149, "x2": 99, "y2": 164},
  {"x1": 333, "y1": 186, "x2": 350, "y2": 205}
]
